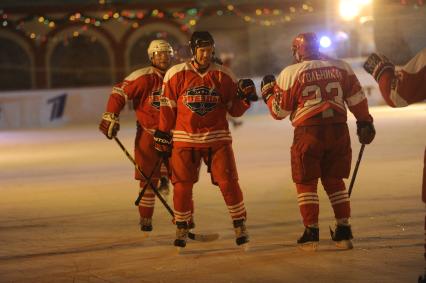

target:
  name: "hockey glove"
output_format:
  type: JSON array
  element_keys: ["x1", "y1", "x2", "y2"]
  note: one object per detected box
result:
[
  {"x1": 154, "y1": 129, "x2": 173, "y2": 158},
  {"x1": 237, "y1": 79, "x2": 258, "y2": 102},
  {"x1": 99, "y1": 112, "x2": 120, "y2": 139},
  {"x1": 356, "y1": 121, "x2": 376, "y2": 145},
  {"x1": 261, "y1": 74, "x2": 276, "y2": 103},
  {"x1": 363, "y1": 53, "x2": 395, "y2": 82}
]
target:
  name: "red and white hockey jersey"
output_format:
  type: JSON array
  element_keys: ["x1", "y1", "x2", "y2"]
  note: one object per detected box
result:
[
  {"x1": 266, "y1": 59, "x2": 372, "y2": 126},
  {"x1": 106, "y1": 66, "x2": 164, "y2": 133},
  {"x1": 378, "y1": 48, "x2": 426, "y2": 107},
  {"x1": 159, "y1": 61, "x2": 250, "y2": 148}
]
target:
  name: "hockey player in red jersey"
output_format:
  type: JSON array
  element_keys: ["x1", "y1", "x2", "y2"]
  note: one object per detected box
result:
[
  {"x1": 364, "y1": 48, "x2": 426, "y2": 201},
  {"x1": 363, "y1": 48, "x2": 426, "y2": 107},
  {"x1": 364, "y1": 48, "x2": 426, "y2": 282},
  {"x1": 261, "y1": 32, "x2": 376, "y2": 251},
  {"x1": 99, "y1": 39, "x2": 174, "y2": 233},
  {"x1": 154, "y1": 31, "x2": 257, "y2": 249}
]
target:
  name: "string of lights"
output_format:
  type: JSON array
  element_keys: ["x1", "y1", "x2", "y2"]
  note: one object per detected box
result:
[
  {"x1": 0, "y1": 2, "x2": 317, "y2": 44},
  {"x1": 0, "y1": 8, "x2": 202, "y2": 44},
  {"x1": 219, "y1": 0, "x2": 314, "y2": 26},
  {"x1": 0, "y1": 1, "x2": 423, "y2": 44}
]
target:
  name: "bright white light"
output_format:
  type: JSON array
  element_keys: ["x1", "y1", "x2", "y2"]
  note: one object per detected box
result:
[
  {"x1": 339, "y1": 0, "x2": 372, "y2": 21},
  {"x1": 320, "y1": 36, "x2": 332, "y2": 48},
  {"x1": 339, "y1": 0, "x2": 360, "y2": 21}
]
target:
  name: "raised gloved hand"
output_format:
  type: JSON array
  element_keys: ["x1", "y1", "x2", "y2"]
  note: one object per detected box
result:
[
  {"x1": 261, "y1": 74, "x2": 276, "y2": 103},
  {"x1": 99, "y1": 112, "x2": 120, "y2": 139},
  {"x1": 363, "y1": 53, "x2": 395, "y2": 82},
  {"x1": 237, "y1": 79, "x2": 258, "y2": 102},
  {"x1": 356, "y1": 121, "x2": 376, "y2": 145},
  {"x1": 153, "y1": 129, "x2": 173, "y2": 158}
]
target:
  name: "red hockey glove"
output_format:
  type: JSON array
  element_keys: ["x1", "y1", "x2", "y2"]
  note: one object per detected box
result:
[
  {"x1": 261, "y1": 74, "x2": 276, "y2": 103},
  {"x1": 237, "y1": 79, "x2": 258, "y2": 102},
  {"x1": 99, "y1": 112, "x2": 120, "y2": 139},
  {"x1": 356, "y1": 121, "x2": 376, "y2": 145},
  {"x1": 363, "y1": 53, "x2": 395, "y2": 82},
  {"x1": 154, "y1": 129, "x2": 173, "y2": 158}
]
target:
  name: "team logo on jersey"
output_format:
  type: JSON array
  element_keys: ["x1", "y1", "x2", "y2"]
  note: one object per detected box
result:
[
  {"x1": 149, "y1": 89, "x2": 161, "y2": 110},
  {"x1": 183, "y1": 86, "x2": 220, "y2": 116}
]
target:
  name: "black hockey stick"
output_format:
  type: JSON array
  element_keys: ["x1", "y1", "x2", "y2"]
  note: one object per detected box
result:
[
  {"x1": 113, "y1": 136, "x2": 219, "y2": 242},
  {"x1": 114, "y1": 136, "x2": 173, "y2": 215},
  {"x1": 329, "y1": 144, "x2": 366, "y2": 241},
  {"x1": 134, "y1": 157, "x2": 162, "y2": 206},
  {"x1": 348, "y1": 144, "x2": 365, "y2": 197}
]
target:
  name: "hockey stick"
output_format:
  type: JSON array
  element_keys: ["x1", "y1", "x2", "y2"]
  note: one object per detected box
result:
[
  {"x1": 330, "y1": 144, "x2": 366, "y2": 241},
  {"x1": 113, "y1": 136, "x2": 219, "y2": 242},
  {"x1": 134, "y1": 157, "x2": 162, "y2": 206},
  {"x1": 114, "y1": 137, "x2": 174, "y2": 215},
  {"x1": 348, "y1": 144, "x2": 366, "y2": 197}
]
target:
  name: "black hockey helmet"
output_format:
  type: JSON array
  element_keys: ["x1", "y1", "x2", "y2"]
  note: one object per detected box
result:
[{"x1": 189, "y1": 31, "x2": 215, "y2": 55}]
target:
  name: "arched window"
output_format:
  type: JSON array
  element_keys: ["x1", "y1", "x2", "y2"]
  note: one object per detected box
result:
[
  {"x1": 50, "y1": 35, "x2": 112, "y2": 88},
  {"x1": 0, "y1": 37, "x2": 31, "y2": 90}
]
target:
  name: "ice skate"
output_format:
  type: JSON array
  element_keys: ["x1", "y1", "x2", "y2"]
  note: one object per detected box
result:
[
  {"x1": 297, "y1": 226, "x2": 319, "y2": 251},
  {"x1": 140, "y1": 217, "x2": 152, "y2": 237},
  {"x1": 158, "y1": 176, "x2": 170, "y2": 197},
  {"x1": 330, "y1": 224, "x2": 353, "y2": 250},
  {"x1": 233, "y1": 219, "x2": 249, "y2": 251},
  {"x1": 174, "y1": 221, "x2": 189, "y2": 252},
  {"x1": 188, "y1": 221, "x2": 195, "y2": 234}
]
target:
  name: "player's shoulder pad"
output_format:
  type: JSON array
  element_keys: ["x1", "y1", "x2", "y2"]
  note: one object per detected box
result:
[
  {"x1": 306, "y1": 58, "x2": 355, "y2": 75},
  {"x1": 276, "y1": 63, "x2": 304, "y2": 91},
  {"x1": 334, "y1": 59, "x2": 355, "y2": 75},
  {"x1": 403, "y1": 47, "x2": 426, "y2": 73},
  {"x1": 163, "y1": 62, "x2": 190, "y2": 83},
  {"x1": 210, "y1": 63, "x2": 237, "y2": 83},
  {"x1": 318, "y1": 58, "x2": 355, "y2": 75},
  {"x1": 124, "y1": 66, "x2": 157, "y2": 82}
]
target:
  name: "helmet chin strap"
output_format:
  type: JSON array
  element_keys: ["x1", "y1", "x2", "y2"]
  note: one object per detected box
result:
[
  {"x1": 192, "y1": 57, "x2": 210, "y2": 73},
  {"x1": 193, "y1": 56, "x2": 203, "y2": 66},
  {"x1": 292, "y1": 48, "x2": 301, "y2": 63},
  {"x1": 294, "y1": 53, "x2": 302, "y2": 63}
]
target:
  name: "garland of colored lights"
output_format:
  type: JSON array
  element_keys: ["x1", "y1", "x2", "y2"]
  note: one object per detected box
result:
[
  {"x1": 0, "y1": 1, "x2": 422, "y2": 44},
  {"x1": 0, "y1": 8, "x2": 203, "y2": 43},
  {"x1": 219, "y1": 0, "x2": 315, "y2": 26}
]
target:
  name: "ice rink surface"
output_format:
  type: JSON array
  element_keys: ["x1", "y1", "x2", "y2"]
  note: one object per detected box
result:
[{"x1": 1, "y1": 104, "x2": 425, "y2": 283}]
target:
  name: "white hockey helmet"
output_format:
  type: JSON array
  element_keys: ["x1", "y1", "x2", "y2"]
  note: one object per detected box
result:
[{"x1": 147, "y1": 39, "x2": 174, "y2": 61}]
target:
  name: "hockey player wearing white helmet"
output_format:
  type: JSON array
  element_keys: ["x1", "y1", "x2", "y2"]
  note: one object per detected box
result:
[
  {"x1": 147, "y1": 39, "x2": 174, "y2": 72},
  {"x1": 99, "y1": 39, "x2": 175, "y2": 234},
  {"x1": 146, "y1": 39, "x2": 174, "y2": 194}
]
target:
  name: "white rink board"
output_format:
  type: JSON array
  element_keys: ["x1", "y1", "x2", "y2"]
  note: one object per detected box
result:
[{"x1": 0, "y1": 59, "x2": 385, "y2": 130}]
